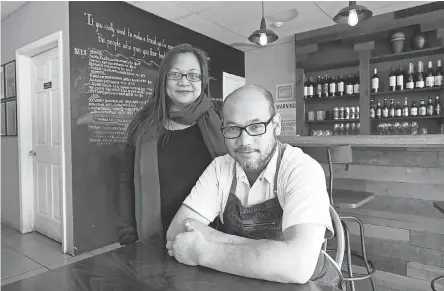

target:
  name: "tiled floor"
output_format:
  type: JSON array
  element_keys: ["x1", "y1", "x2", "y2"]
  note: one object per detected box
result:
[{"x1": 1, "y1": 224, "x2": 122, "y2": 286}]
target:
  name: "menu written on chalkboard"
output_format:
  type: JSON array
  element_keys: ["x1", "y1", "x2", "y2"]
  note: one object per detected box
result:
[{"x1": 73, "y1": 12, "x2": 177, "y2": 146}]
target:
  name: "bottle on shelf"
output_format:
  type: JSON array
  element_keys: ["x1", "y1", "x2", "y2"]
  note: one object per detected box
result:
[
  {"x1": 416, "y1": 61, "x2": 425, "y2": 89},
  {"x1": 402, "y1": 97, "x2": 409, "y2": 117},
  {"x1": 427, "y1": 96, "x2": 434, "y2": 116},
  {"x1": 353, "y1": 73, "x2": 360, "y2": 95},
  {"x1": 371, "y1": 68, "x2": 379, "y2": 93},
  {"x1": 396, "y1": 64, "x2": 404, "y2": 91},
  {"x1": 389, "y1": 67, "x2": 396, "y2": 91},
  {"x1": 304, "y1": 77, "x2": 308, "y2": 99},
  {"x1": 370, "y1": 100, "x2": 375, "y2": 118},
  {"x1": 435, "y1": 60, "x2": 443, "y2": 87},
  {"x1": 308, "y1": 77, "x2": 314, "y2": 98},
  {"x1": 435, "y1": 96, "x2": 442, "y2": 115},
  {"x1": 337, "y1": 74, "x2": 345, "y2": 96},
  {"x1": 329, "y1": 76, "x2": 337, "y2": 97},
  {"x1": 382, "y1": 98, "x2": 389, "y2": 118},
  {"x1": 316, "y1": 76, "x2": 322, "y2": 98},
  {"x1": 426, "y1": 61, "x2": 435, "y2": 88},
  {"x1": 406, "y1": 63, "x2": 415, "y2": 90},
  {"x1": 346, "y1": 73, "x2": 353, "y2": 96},
  {"x1": 376, "y1": 100, "x2": 382, "y2": 118},
  {"x1": 323, "y1": 75, "x2": 329, "y2": 97},
  {"x1": 389, "y1": 99, "x2": 395, "y2": 117},
  {"x1": 410, "y1": 100, "x2": 418, "y2": 116},
  {"x1": 395, "y1": 101, "x2": 402, "y2": 117},
  {"x1": 419, "y1": 98, "x2": 427, "y2": 116}
]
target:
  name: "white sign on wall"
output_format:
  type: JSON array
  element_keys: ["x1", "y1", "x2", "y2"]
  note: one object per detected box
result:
[
  {"x1": 281, "y1": 120, "x2": 297, "y2": 136},
  {"x1": 275, "y1": 101, "x2": 296, "y2": 121},
  {"x1": 223, "y1": 72, "x2": 245, "y2": 101}
]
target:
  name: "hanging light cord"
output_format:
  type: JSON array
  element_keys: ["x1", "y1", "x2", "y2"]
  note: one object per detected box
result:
[{"x1": 262, "y1": 1, "x2": 264, "y2": 19}]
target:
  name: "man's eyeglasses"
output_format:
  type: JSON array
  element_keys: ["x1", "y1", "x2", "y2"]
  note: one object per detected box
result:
[
  {"x1": 221, "y1": 115, "x2": 275, "y2": 139},
  {"x1": 166, "y1": 72, "x2": 202, "y2": 82}
]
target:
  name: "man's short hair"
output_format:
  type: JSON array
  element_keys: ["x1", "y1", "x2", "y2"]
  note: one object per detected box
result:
[{"x1": 223, "y1": 85, "x2": 276, "y2": 117}]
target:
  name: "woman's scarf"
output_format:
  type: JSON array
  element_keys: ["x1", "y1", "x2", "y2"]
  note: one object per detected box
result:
[{"x1": 133, "y1": 94, "x2": 226, "y2": 241}]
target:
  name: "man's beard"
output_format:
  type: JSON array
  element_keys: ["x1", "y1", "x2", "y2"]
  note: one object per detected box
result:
[{"x1": 234, "y1": 139, "x2": 277, "y2": 172}]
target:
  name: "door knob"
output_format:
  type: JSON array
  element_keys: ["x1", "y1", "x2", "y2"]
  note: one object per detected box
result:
[{"x1": 29, "y1": 150, "x2": 36, "y2": 156}]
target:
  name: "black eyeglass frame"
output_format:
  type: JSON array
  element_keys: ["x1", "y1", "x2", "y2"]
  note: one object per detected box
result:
[
  {"x1": 221, "y1": 115, "x2": 275, "y2": 139},
  {"x1": 166, "y1": 72, "x2": 202, "y2": 82}
]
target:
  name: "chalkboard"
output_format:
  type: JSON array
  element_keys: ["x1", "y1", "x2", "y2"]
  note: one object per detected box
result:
[{"x1": 69, "y1": 1, "x2": 244, "y2": 254}]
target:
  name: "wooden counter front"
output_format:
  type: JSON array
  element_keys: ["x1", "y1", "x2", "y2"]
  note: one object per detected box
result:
[{"x1": 279, "y1": 135, "x2": 444, "y2": 148}]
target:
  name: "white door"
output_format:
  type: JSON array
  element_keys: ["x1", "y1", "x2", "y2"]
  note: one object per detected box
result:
[{"x1": 31, "y1": 47, "x2": 62, "y2": 243}]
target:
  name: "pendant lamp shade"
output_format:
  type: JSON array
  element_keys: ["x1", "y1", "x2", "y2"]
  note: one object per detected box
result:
[
  {"x1": 248, "y1": 2, "x2": 278, "y2": 46},
  {"x1": 333, "y1": 1, "x2": 373, "y2": 26}
]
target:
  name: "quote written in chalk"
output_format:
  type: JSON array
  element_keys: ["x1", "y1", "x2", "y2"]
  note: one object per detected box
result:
[{"x1": 84, "y1": 12, "x2": 174, "y2": 60}]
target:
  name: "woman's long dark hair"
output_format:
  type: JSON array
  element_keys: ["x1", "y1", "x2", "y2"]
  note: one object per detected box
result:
[{"x1": 126, "y1": 43, "x2": 211, "y2": 146}]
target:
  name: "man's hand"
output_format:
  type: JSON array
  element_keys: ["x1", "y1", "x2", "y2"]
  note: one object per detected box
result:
[{"x1": 166, "y1": 222, "x2": 208, "y2": 266}]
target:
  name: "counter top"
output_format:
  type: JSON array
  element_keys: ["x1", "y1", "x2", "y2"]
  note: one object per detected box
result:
[{"x1": 279, "y1": 135, "x2": 444, "y2": 148}]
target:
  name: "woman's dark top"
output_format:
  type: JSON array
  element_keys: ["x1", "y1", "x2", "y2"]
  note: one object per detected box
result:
[
  {"x1": 157, "y1": 124, "x2": 212, "y2": 232},
  {"x1": 117, "y1": 124, "x2": 212, "y2": 245}
]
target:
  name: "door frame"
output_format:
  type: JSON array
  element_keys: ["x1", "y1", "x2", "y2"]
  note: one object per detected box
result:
[{"x1": 16, "y1": 31, "x2": 74, "y2": 254}]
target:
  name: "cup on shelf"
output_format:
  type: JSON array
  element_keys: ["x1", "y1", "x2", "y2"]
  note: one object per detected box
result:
[
  {"x1": 316, "y1": 110, "x2": 325, "y2": 121},
  {"x1": 308, "y1": 111, "x2": 315, "y2": 121}
]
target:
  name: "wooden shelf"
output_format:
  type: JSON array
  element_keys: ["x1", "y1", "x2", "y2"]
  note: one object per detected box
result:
[
  {"x1": 370, "y1": 87, "x2": 443, "y2": 97},
  {"x1": 370, "y1": 115, "x2": 443, "y2": 122},
  {"x1": 370, "y1": 47, "x2": 444, "y2": 64},
  {"x1": 304, "y1": 94, "x2": 359, "y2": 103},
  {"x1": 306, "y1": 119, "x2": 359, "y2": 124},
  {"x1": 301, "y1": 60, "x2": 359, "y2": 73}
]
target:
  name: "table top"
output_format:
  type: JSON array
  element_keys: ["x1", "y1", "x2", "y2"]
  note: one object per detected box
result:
[
  {"x1": 333, "y1": 189, "x2": 376, "y2": 209},
  {"x1": 3, "y1": 239, "x2": 342, "y2": 291}
]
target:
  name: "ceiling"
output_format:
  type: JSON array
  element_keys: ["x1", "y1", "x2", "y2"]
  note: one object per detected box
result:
[{"x1": 1, "y1": 1, "x2": 433, "y2": 52}]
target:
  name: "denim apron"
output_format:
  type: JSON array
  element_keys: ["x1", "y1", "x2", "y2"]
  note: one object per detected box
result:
[{"x1": 221, "y1": 143, "x2": 344, "y2": 289}]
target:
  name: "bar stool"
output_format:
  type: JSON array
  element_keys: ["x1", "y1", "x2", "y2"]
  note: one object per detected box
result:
[
  {"x1": 431, "y1": 276, "x2": 444, "y2": 291},
  {"x1": 326, "y1": 144, "x2": 376, "y2": 291}
]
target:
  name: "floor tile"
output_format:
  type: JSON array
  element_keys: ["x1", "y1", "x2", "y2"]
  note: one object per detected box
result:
[
  {"x1": 90, "y1": 242, "x2": 122, "y2": 255},
  {"x1": 1, "y1": 247, "x2": 42, "y2": 279},
  {"x1": 9, "y1": 234, "x2": 70, "y2": 267},
  {"x1": 1, "y1": 267, "x2": 48, "y2": 286},
  {"x1": 45, "y1": 252, "x2": 94, "y2": 270}
]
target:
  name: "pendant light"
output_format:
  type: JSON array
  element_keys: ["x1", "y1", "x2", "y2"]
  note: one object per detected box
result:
[
  {"x1": 248, "y1": 2, "x2": 278, "y2": 46},
  {"x1": 333, "y1": 1, "x2": 373, "y2": 27}
]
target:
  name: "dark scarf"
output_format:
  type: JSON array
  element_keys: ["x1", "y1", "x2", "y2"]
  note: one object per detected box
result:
[{"x1": 133, "y1": 94, "x2": 226, "y2": 241}]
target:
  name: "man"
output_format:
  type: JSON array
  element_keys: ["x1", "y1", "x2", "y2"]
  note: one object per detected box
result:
[{"x1": 166, "y1": 85, "x2": 343, "y2": 288}]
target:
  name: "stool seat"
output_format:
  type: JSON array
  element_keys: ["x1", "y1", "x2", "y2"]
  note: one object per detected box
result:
[{"x1": 333, "y1": 189, "x2": 376, "y2": 209}]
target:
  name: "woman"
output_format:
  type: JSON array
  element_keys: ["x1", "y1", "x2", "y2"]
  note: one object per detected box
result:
[{"x1": 117, "y1": 44, "x2": 226, "y2": 245}]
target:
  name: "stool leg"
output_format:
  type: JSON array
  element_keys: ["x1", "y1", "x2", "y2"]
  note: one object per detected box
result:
[{"x1": 342, "y1": 222, "x2": 355, "y2": 291}]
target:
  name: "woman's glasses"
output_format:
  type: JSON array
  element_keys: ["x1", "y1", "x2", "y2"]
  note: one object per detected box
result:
[
  {"x1": 221, "y1": 115, "x2": 274, "y2": 139},
  {"x1": 166, "y1": 72, "x2": 202, "y2": 82}
]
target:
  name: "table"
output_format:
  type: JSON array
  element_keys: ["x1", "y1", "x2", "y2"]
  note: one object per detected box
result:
[
  {"x1": 332, "y1": 189, "x2": 376, "y2": 209},
  {"x1": 3, "y1": 240, "x2": 342, "y2": 291}
]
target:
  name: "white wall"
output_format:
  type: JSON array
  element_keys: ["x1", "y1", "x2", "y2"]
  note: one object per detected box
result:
[
  {"x1": 1, "y1": 1, "x2": 70, "y2": 230},
  {"x1": 245, "y1": 40, "x2": 295, "y2": 98}
]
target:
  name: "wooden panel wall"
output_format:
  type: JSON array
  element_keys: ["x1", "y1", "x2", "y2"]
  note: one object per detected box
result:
[{"x1": 301, "y1": 146, "x2": 444, "y2": 291}]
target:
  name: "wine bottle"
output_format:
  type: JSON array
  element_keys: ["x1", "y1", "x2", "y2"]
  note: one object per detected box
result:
[
  {"x1": 353, "y1": 73, "x2": 360, "y2": 95},
  {"x1": 382, "y1": 99, "x2": 389, "y2": 118},
  {"x1": 396, "y1": 64, "x2": 404, "y2": 91},
  {"x1": 304, "y1": 77, "x2": 308, "y2": 99},
  {"x1": 329, "y1": 76, "x2": 337, "y2": 97},
  {"x1": 426, "y1": 61, "x2": 435, "y2": 88},
  {"x1": 395, "y1": 101, "x2": 402, "y2": 117},
  {"x1": 406, "y1": 63, "x2": 415, "y2": 90},
  {"x1": 419, "y1": 98, "x2": 427, "y2": 116},
  {"x1": 389, "y1": 99, "x2": 395, "y2": 117},
  {"x1": 338, "y1": 74, "x2": 345, "y2": 96},
  {"x1": 371, "y1": 68, "x2": 379, "y2": 93},
  {"x1": 427, "y1": 96, "x2": 434, "y2": 116},
  {"x1": 402, "y1": 97, "x2": 409, "y2": 117},
  {"x1": 370, "y1": 100, "x2": 375, "y2": 118},
  {"x1": 389, "y1": 67, "x2": 396, "y2": 91},
  {"x1": 323, "y1": 75, "x2": 329, "y2": 97},
  {"x1": 435, "y1": 60, "x2": 443, "y2": 87},
  {"x1": 346, "y1": 73, "x2": 353, "y2": 95},
  {"x1": 316, "y1": 76, "x2": 322, "y2": 98},
  {"x1": 435, "y1": 96, "x2": 442, "y2": 115},
  {"x1": 376, "y1": 100, "x2": 382, "y2": 118},
  {"x1": 410, "y1": 100, "x2": 418, "y2": 116},
  {"x1": 416, "y1": 61, "x2": 425, "y2": 89}
]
